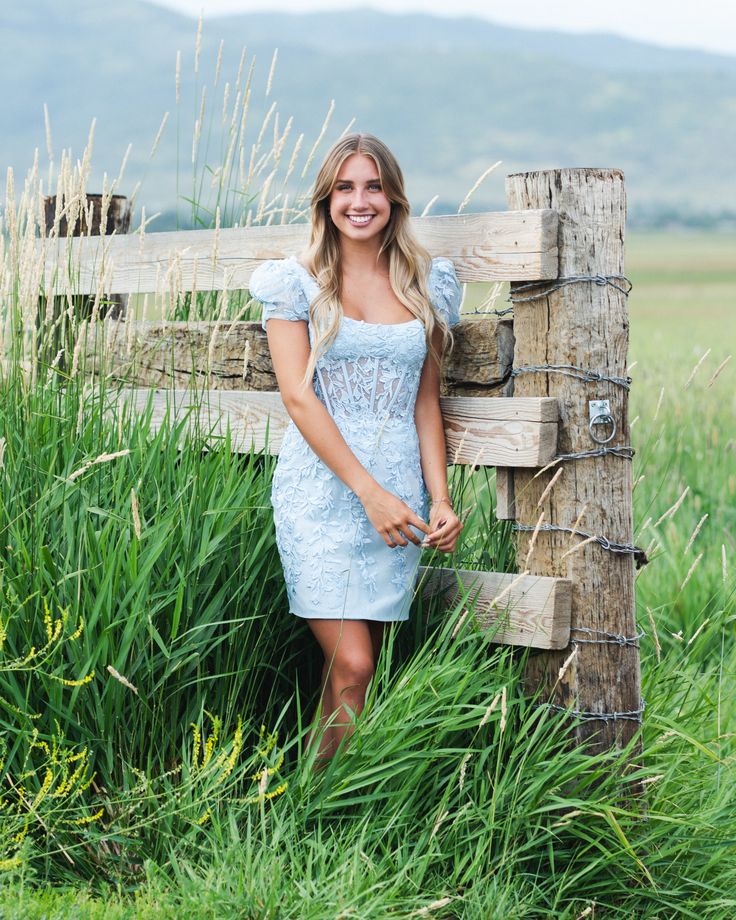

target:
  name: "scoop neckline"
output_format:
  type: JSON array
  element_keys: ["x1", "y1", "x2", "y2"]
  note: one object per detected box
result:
[{"x1": 287, "y1": 256, "x2": 423, "y2": 328}]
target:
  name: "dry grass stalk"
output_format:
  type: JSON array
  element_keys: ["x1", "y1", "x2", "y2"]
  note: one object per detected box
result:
[
  {"x1": 558, "y1": 645, "x2": 578, "y2": 681},
  {"x1": 214, "y1": 38, "x2": 224, "y2": 85},
  {"x1": 175, "y1": 49, "x2": 182, "y2": 103},
  {"x1": 646, "y1": 606, "x2": 661, "y2": 663},
  {"x1": 654, "y1": 486, "x2": 690, "y2": 527},
  {"x1": 114, "y1": 142, "x2": 131, "y2": 190},
  {"x1": 194, "y1": 13, "x2": 203, "y2": 74},
  {"x1": 421, "y1": 195, "x2": 439, "y2": 217},
  {"x1": 679, "y1": 552, "x2": 704, "y2": 592},
  {"x1": 430, "y1": 808, "x2": 449, "y2": 839},
  {"x1": 149, "y1": 111, "x2": 170, "y2": 160},
  {"x1": 458, "y1": 752, "x2": 471, "y2": 792},
  {"x1": 640, "y1": 774, "x2": 664, "y2": 786},
  {"x1": 707, "y1": 354, "x2": 732, "y2": 388},
  {"x1": 570, "y1": 502, "x2": 589, "y2": 536},
  {"x1": 683, "y1": 514, "x2": 708, "y2": 555},
  {"x1": 560, "y1": 533, "x2": 598, "y2": 561},
  {"x1": 687, "y1": 617, "x2": 710, "y2": 647},
  {"x1": 450, "y1": 608, "x2": 470, "y2": 640},
  {"x1": 266, "y1": 48, "x2": 278, "y2": 96},
  {"x1": 684, "y1": 348, "x2": 711, "y2": 389},
  {"x1": 301, "y1": 99, "x2": 335, "y2": 179},
  {"x1": 107, "y1": 665, "x2": 138, "y2": 695},
  {"x1": 0, "y1": 437, "x2": 5, "y2": 469},
  {"x1": 130, "y1": 488, "x2": 142, "y2": 539},
  {"x1": 633, "y1": 474, "x2": 645, "y2": 491},
  {"x1": 410, "y1": 897, "x2": 453, "y2": 916},
  {"x1": 457, "y1": 160, "x2": 502, "y2": 213},
  {"x1": 500, "y1": 686, "x2": 507, "y2": 732},
  {"x1": 68, "y1": 449, "x2": 130, "y2": 482},
  {"x1": 551, "y1": 809, "x2": 583, "y2": 828},
  {"x1": 523, "y1": 510, "x2": 545, "y2": 570},
  {"x1": 479, "y1": 691, "x2": 502, "y2": 727},
  {"x1": 536, "y1": 467, "x2": 563, "y2": 508},
  {"x1": 653, "y1": 387, "x2": 665, "y2": 422},
  {"x1": 451, "y1": 427, "x2": 469, "y2": 465},
  {"x1": 487, "y1": 569, "x2": 530, "y2": 612}
]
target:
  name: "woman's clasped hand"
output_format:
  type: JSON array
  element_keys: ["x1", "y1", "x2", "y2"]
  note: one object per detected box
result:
[{"x1": 359, "y1": 483, "x2": 463, "y2": 552}]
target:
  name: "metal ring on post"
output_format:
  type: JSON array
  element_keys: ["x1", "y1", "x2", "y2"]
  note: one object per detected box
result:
[{"x1": 589, "y1": 412, "x2": 616, "y2": 445}]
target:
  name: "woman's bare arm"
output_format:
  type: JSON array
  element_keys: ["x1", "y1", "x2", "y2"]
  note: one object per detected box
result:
[
  {"x1": 414, "y1": 327, "x2": 452, "y2": 501},
  {"x1": 266, "y1": 318, "x2": 430, "y2": 547},
  {"x1": 414, "y1": 327, "x2": 463, "y2": 552}
]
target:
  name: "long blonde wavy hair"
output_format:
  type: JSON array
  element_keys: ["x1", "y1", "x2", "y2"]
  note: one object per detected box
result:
[{"x1": 299, "y1": 132, "x2": 455, "y2": 389}]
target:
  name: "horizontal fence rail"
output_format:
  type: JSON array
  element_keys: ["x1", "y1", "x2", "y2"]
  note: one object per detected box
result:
[
  {"x1": 99, "y1": 388, "x2": 559, "y2": 468},
  {"x1": 83, "y1": 315, "x2": 515, "y2": 397},
  {"x1": 39, "y1": 209, "x2": 559, "y2": 295},
  {"x1": 418, "y1": 567, "x2": 572, "y2": 649}
]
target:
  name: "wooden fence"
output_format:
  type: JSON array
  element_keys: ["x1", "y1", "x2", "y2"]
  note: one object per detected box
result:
[{"x1": 38, "y1": 168, "x2": 642, "y2": 757}]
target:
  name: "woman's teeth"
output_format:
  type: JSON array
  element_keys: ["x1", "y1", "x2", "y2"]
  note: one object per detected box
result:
[{"x1": 347, "y1": 215, "x2": 373, "y2": 225}]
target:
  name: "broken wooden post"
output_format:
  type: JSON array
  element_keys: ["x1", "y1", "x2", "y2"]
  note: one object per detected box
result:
[
  {"x1": 38, "y1": 193, "x2": 132, "y2": 374},
  {"x1": 505, "y1": 168, "x2": 643, "y2": 759}
]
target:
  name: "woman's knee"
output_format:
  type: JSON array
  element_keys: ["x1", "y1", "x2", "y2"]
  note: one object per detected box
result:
[{"x1": 328, "y1": 651, "x2": 374, "y2": 691}]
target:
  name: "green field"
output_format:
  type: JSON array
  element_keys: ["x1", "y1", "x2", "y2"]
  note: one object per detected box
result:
[{"x1": 0, "y1": 231, "x2": 734, "y2": 918}]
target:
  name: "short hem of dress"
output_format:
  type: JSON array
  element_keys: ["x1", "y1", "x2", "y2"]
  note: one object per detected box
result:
[{"x1": 290, "y1": 609, "x2": 409, "y2": 623}]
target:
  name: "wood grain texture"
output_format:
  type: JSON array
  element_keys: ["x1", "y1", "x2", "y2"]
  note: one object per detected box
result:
[
  {"x1": 98, "y1": 387, "x2": 558, "y2": 468},
  {"x1": 418, "y1": 566, "x2": 571, "y2": 649},
  {"x1": 506, "y1": 168, "x2": 641, "y2": 756},
  {"x1": 83, "y1": 315, "x2": 515, "y2": 397},
  {"x1": 40, "y1": 210, "x2": 558, "y2": 295}
]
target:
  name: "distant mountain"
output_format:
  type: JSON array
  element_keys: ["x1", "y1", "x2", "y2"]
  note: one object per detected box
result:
[{"x1": 2, "y1": 1, "x2": 735, "y2": 229}]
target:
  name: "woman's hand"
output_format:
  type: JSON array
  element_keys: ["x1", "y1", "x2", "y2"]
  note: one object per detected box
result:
[
  {"x1": 360, "y1": 485, "x2": 431, "y2": 548},
  {"x1": 422, "y1": 500, "x2": 463, "y2": 553}
]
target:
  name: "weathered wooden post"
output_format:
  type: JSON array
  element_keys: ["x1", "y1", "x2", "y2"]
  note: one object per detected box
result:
[
  {"x1": 42, "y1": 193, "x2": 131, "y2": 321},
  {"x1": 38, "y1": 193, "x2": 132, "y2": 374},
  {"x1": 505, "y1": 169, "x2": 643, "y2": 760}
]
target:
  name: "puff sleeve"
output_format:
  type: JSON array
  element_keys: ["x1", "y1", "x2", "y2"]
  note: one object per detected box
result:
[
  {"x1": 249, "y1": 259, "x2": 310, "y2": 331},
  {"x1": 428, "y1": 257, "x2": 462, "y2": 327}
]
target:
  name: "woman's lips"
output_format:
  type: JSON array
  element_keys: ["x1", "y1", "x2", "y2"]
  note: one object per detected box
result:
[{"x1": 346, "y1": 214, "x2": 374, "y2": 226}]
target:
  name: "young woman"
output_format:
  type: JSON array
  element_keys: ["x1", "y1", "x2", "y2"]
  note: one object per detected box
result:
[{"x1": 249, "y1": 132, "x2": 463, "y2": 764}]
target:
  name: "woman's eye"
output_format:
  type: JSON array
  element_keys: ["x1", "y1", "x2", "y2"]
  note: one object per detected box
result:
[{"x1": 369, "y1": 184, "x2": 382, "y2": 191}]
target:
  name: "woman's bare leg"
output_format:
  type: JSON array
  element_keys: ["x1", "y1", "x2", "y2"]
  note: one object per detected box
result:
[
  {"x1": 305, "y1": 658, "x2": 334, "y2": 754},
  {"x1": 305, "y1": 618, "x2": 375, "y2": 762},
  {"x1": 368, "y1": 621, "x2": 392, "y2": 665}
]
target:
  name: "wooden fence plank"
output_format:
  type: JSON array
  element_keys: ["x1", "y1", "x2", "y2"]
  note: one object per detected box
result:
[
  {"x1": 40, "y1": 210, "x2": 558, "y2": 295},
  {"x1": 418, "y1": 566, "x2": 571, "y2": 649},
  {"x1": 84, "y1": 315, "x2": 515, "y2": 397},
  {"x1": 99, "y1": 388, "x2": 558, "y2": 468}
]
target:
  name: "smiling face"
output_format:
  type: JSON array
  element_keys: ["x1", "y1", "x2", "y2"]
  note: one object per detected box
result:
[{"x1": 328, "y1": 153, "x2": 393, "y2": 248}]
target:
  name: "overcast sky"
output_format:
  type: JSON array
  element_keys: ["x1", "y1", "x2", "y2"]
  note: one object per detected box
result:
[{"x1": 148, "y1": 0, "x2": 736, "y2": 56}]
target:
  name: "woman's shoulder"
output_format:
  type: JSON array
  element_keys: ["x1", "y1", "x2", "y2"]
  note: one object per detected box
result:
[
  {"x1": 249, "y1": 256, "x2": 311, "y2": 328},
  {"x1": 427, "y1": 256, "x2": 462, "y2": 327},
  {"x1": 249, "y1": 256, "x2": 307, "y2": 299}
]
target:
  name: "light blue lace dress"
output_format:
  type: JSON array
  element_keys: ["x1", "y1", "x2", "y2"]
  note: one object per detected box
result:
[{"x1": 249, "y1": 256, "x2": 462, "y2": 621}]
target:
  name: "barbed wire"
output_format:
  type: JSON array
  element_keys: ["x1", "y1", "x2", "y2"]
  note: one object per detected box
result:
[
  {"x1": 509, "y1": 274, "x2": 633, "y2": 304},
  {"x1": 511, "y1": 363, "x2": 632, "y2": 390},
  {"x1": 538, "y1": 698, "x2": 646, "y2": 724},
  {"x1": 512, "y1": 522, "x2": 649, "y2": 568},
  {"x1": 570, "y1": 626, "x2": 645, "y2": 647}
]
